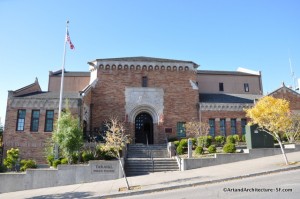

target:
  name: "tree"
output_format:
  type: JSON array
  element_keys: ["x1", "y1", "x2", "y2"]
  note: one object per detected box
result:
[
  {"x1": 245, "y1": 96, "x2": 291, "y2": 165},
  {"x1": 285, "y1": 113, "x2": 300, "y2": 143},
  {"x1": 4, "y1": 148, "x2": 19, "y2": 171},
  {"x1": 52, "y1": 106, "x2": 83, "y2": 164},
  {"x1": 0, "y1": 122, "x2": 3, "y2": 147},
  {"x1": 104, "y1": 116, "x2": 131, "y2": 190},
  {"x1": 185, "y1": 120, "x2": 209, "y2": 138}
]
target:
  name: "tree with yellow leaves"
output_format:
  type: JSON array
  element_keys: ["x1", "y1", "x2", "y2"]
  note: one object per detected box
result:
[{"x1": 245, "y1": 96, "x2": 291, "y2": 165}]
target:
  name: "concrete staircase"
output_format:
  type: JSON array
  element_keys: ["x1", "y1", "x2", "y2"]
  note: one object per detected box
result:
[{"x1": 125, "y1": 144, "x2": 179, "y2": 176}]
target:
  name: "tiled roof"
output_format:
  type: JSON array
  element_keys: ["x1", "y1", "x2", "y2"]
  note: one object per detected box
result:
[
  {"x1": 197, "y1": 70, "x2": 259, "y2": 76},
  {"x1": 15, "y1": 91, "x2": 81, "y2": 99},
  {"x1": 49, "y1": 70, "x2": 89, "y2": 77},
  {"x1": 267, "y1": 83, "x2": 300, "y2": 96},
  {"x1": 199, "y1": 93, "x2": 262, "y2": 103}
]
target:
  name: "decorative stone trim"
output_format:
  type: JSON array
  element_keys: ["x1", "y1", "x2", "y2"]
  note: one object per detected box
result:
[
  {"x1": 91, "y1": 61, "x2": 197, "y2": 72},
  {"x1": 125, "y1": 87, "x2": 164, "y2": 124},
  {"x1": 10, "y1": 98, "x2": 79, "y2": 109},
  {"x1": 200, "y1": 102, "x2": 253, "y2": 111}
]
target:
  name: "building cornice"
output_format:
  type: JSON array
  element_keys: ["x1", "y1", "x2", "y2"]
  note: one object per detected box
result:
[{"x1": 200, "y1": 102, "x2": 253, "y2": 111}]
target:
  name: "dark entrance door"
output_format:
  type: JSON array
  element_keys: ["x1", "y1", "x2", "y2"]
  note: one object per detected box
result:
[{"x1": 135, "y1": 112, "x2": 153, "y2": 144}]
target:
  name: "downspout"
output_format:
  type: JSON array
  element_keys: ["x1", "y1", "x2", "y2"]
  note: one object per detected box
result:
[{"x1": 259, "y1": 71, "x2": 263, "y2": 95}]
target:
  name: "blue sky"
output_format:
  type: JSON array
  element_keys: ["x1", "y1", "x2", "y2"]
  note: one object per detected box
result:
[{"x1": 0, "y1": 0, "x2": 299, "y2": 124}]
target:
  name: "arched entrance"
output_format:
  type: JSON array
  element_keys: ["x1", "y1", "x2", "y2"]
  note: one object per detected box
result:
[{"x1": 135, "y1": 112, "x2": 153, "y2": 144}]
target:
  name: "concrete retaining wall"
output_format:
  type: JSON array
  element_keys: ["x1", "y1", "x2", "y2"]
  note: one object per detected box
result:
[
  {"x1": 181, "y1": 144, "x2": 300, "y2": 170},
  {"x1": 0, "y1": 159, "x2": 124, "y2": 193}
]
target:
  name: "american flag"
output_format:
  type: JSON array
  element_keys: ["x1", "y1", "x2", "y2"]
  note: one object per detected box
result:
[{"x1": 66, "y1": 29, "x2": 75, "y2": 49}]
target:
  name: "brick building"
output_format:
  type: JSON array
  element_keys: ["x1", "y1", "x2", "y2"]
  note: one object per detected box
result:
[
  {"x1": 268, "y1": 82, "x2": 300, "y2": 112},
  {"x1": 3, "y1": 57, "x2": 263, "y2": 163}
]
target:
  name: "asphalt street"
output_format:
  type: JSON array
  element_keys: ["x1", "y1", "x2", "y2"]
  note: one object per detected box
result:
[{"x1": 117, "y1": 169, "x2": 300, "y2": 199}]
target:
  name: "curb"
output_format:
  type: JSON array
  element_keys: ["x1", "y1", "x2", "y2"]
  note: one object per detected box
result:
[{"x1": 97, "y1": 165, "x2": 300, "y2": 198}]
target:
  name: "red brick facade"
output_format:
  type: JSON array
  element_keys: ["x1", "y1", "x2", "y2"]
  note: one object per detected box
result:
[
  {"x1": 3, "y1": 57, "x2": 267, "y2": 164},
  {"x1": 90, "y1": 60, "x2": 199, "y2": 143},
  {"x1": 268, "y1": 84, "x2": 300, "y2": 111}
]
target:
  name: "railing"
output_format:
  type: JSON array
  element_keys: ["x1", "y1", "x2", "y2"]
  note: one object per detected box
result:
[
  {"x1": 168, "y1": 142, "x2": 181, "y2": 171},
  {"x1": 0, "y1": 145, "x2": 3, "y2": 165},
  {"x1": 83, "y1": 131, "x2": 105, "y2": 143},
  {"x1": 147, "y1": 144, "x2": 154, "y2": 172}
]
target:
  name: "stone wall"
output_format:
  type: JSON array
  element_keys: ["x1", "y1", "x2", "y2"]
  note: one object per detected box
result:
[
  {"x1": 0, "y1": 160, "x2": 123, "y2": 193},
  {"x1": 181, "y1": 145, "x2": 300, "y2": 170}
]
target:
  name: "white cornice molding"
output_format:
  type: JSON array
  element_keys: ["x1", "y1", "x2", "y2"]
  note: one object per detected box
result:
[
  {"x1": 200, "y1": 102, "x2": 253, "y2": 111},
  {"x1": 10, "y1": 98, "x2": 79, "y2": 109},
  {"x1": 91, "y1": 60, "x2": 196, "y2": 72}
]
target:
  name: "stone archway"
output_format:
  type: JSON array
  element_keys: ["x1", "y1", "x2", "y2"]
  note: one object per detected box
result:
[{"x1": 135, "y1": 112, "x2": 153, "y2": 144}]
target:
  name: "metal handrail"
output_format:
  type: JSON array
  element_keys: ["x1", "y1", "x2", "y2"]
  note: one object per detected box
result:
[
  {"x1": 149, "y1": 145, "x2": 154, "y2": 172},
  {"x1": 171, "y1": 143, "x2": 181, "y2": 171}
]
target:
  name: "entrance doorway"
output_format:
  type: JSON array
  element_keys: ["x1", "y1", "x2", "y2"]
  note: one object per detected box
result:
[{"x1": 135, "y1": 112, "x2": 153, "y2": 144}]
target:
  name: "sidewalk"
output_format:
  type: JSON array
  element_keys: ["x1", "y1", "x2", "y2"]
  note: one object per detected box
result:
[{"x1": 1, "y1": 151, "x2": 300, "y2": 199}]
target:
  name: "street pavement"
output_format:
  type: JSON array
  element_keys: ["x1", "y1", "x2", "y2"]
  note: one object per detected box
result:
[{"x1": 0, "y1": 151, "x2": 299, "y2": 199}]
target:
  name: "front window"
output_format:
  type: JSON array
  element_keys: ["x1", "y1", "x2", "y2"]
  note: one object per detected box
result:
[
  {"x1": 30, "y1": 110, "x2": 40, "y2": 132},
  {"x1": 241, "y1": 118, "x2": 247, "y2": 135},
  {"x1": 209, "y1": 119, "x2": 215, "y2": 137},
  {"x1": 244, "y1": 83, "x2": 249, "y2": 92},
  {"x1": 220, "y1": 118, "x2": 226, "y2": 136},
  {"x1": 177, "y1": 122, "x2": 186, "y2": 138},
  {"x1": 231, "y1": 119, "x2": 237, "y2": 135},
  {"x1": 142, "y1": 76, "x2": 148, "y2": 87},
  {"x1": 219, "y1": 82, "x2": 224, "y2": 91},
  {"x1": 16, "y1": 109, "x2": 26, "y2": 131},
  {"x1": 45, "y1": 110, "x2": 54, "y2": 132}
]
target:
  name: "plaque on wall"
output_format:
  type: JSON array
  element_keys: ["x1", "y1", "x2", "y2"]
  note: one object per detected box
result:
[{"x1": 165, "y1": 128, "x2": 172, "y2": 133}]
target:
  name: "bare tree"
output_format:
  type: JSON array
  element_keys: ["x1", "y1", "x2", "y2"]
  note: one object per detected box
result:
[
  {"x1": 185, "y1": 120, "x2": 209, "y2": 138},
  {"x1": 104, "y1": 116, "x2": 131, "y2": 190},
  {"x1": 285, "y1": 113, "x2": 300, "y2": 143}
]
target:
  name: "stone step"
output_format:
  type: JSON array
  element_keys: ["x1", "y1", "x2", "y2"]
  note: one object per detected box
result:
[{"x1": 125, "y1": 158, "x2": 179, "y2": 176}]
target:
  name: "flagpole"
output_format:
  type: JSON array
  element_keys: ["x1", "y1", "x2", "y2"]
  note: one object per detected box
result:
[
  {"x1": 58, "y1": 21, "x2": 69, "y2": 118},
  {"x1": 55, "y1": 20, "x2": 69, "y2": 159}
]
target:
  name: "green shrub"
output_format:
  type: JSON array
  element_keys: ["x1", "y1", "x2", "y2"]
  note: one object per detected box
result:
[
  {"x1": 226, "y1": 135, "x2": 235, "y2": 144},
  {"x1": 95, "y1": 146, "x2": 104, "y2": 160},
  {"x1": 47, "y1": 154, "x2": 54, "y2": 166},
  {"x1": 168, "y1": 136, "x2": 178, "y2": 142},
  {"x1": 103, "y1": 148, "x2": 117, "y2": 160},
  {"x1": 176, "y1": 145, "x2": 184, "y2": 155},
  {"x1": 61, "y1": 158, "x2": 68, "y2": 164},
  {"x1": 198, "y1": 136, "x2": 213, "y2": 148},
  {"x1": 82, "y1": 151, "x2": 94, "y2": 163},
  {"x1": 233, "y1": 135, "x2": 240, "y2": 142},
  {"x1": 71, "y1": 153, "x2": 79, "y2": 164},
  {"x1": 53, "y1": 159, "x2": 61, "y2": 168},
  {"x1": 174, "y1": 141, "x2": 180, "y2": 148},
  {"x1": 20, "y1": 159, "x2": 37, "y2": 172},
  {"x1": 179, "y1": 139, "x2": 188, "y2": 148},
  {"x1": 190, "y1": 138, "x2": 197, "y2": 147},
  {"x1": 4, "y1": 148, "x2": 19, "y2": 171},
  {"x1": 242, "y1": 135, "x2": 246, "y2": 142},
  {"x1": 223, "y1": 143, "x2": 236, "y2": 153},
  {"x1": 208, "y1": 145, "x2": 216, "y2": 153},
  {"x1": 195, "y1": 146, "x2": 204, "y2": 155},
  {"x1": 0, "y1": 164, "x2": 7, "y2": 173},
  {"x1": 214, "y1": 136, "x2": 226, "y2": 146},
  {"x1": 282, "y1": 133, "x2": 288, "y2": 142}
]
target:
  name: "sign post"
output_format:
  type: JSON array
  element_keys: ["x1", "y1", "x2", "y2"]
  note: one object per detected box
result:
[{"x1": 188, "y1": 138, "x2": 193, "y2": 158}]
